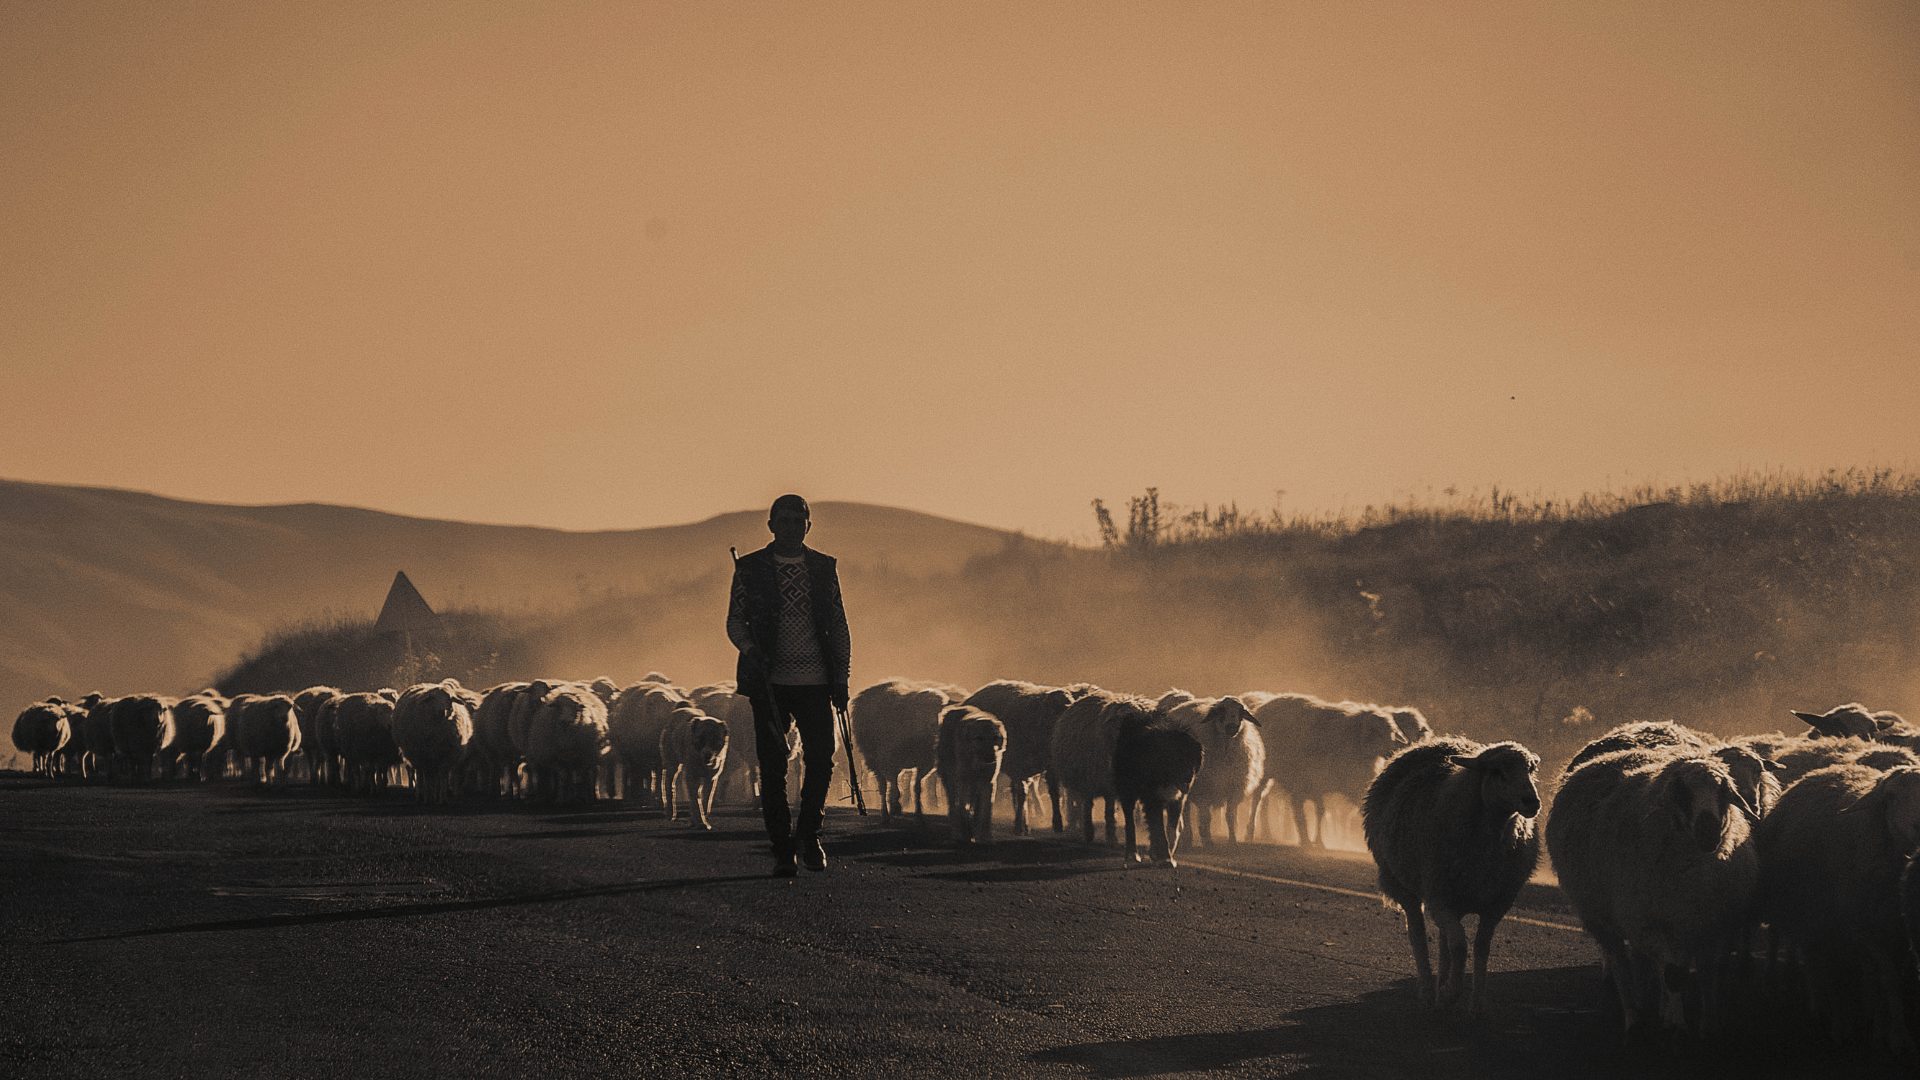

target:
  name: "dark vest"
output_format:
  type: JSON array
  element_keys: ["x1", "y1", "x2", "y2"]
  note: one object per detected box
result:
[{"x1": 732, "y1": 546, "x2": 847, "y2": 691}]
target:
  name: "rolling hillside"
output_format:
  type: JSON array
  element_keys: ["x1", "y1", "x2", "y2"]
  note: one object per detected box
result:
[{"x1": 0, "y1": 479, "x2": 1020, "y2": 747}]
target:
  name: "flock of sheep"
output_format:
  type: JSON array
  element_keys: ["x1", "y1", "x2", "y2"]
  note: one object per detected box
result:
[
  {"x1": 17, "y1": 673, "x2": 1920, "y2": 1056},
  {"x1": 1357, "y1": 700, "x2": 1920, "y2": 1059},
  {"x1": 8, "y1": 674, "x2": 1423, "y2": 862}
]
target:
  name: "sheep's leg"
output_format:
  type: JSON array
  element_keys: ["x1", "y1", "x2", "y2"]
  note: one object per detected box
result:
[
  {"x1": 1160, "y1": 796, "x2": 1186, "y2": 867},
  {"x1": 1291, "y1": 795, "x2": 1316, "y2": 849},
  {"x1": 913, "y1": 768, "x2": 927, "y2": 826},
  {"x1": 945, "y1": 773, "x2": 969, "y2": 844},
  {"x1": 1402, "y1": 902, "x2": 1435, "y2": 1006},
  {"x1": 1047, "y1": 769, "x2": 1064, "y2": 833},
  {"x1": 1122, "y1": 798, "x2": 1142, "y2": 865},
  {"x1": 1194, "y1": 802, "x2": 1213, "y2": 848},
  {"x1": 1103, "y1": 797, "x2": 1118, "y2": 844},
  {"x1": 1468, "y1": 911, "x2": 1506, "y2": 1015},
  {"x1": 1011, "y1": 774, "x2": 1029, "y2": 836},
  {"x1": 1430, "y1": 904, "x2": 1468, "y2": 1006},
  {"x1": 973, "y1": 781, "x2": 994, "y2": 846},
  {"x1": 1225, "y1": 796, "x2": 1241, "y2": 845},
  {"x1": 1617, "y1": 942, "x2": 1660, "y2": 1037}
]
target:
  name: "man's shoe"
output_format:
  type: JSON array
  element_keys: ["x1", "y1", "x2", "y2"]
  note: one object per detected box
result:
[
  {"x1": 798, "y1": 837, "x2": 826, "y2": 872},
  {"x1": 773, "y1": 849, "x2": 798, "y2": 877}
]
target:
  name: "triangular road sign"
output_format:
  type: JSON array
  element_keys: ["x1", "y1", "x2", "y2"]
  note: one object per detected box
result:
[{"x1": 373, "y1": 571, "x2": 443, "y2": 634}]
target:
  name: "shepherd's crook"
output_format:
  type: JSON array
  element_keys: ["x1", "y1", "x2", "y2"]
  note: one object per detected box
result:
[{"x1": 837, "y1": 700, "x2": 868, "y2": 816}]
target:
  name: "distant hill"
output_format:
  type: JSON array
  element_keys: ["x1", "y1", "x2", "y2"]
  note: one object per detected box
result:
[{"x1": 0, "y1": 479, "x2": 1021, "y2": 743}]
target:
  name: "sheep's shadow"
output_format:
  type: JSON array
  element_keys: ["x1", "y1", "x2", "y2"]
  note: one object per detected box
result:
[
  {"x1": 1030, "y1": 965, "x2": 1912, "y2": 1080},
  {"x1": 847, "y1": 834, "x2": 1126, "y2": 881}
]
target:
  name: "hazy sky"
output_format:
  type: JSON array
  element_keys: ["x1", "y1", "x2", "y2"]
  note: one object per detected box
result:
[{"x1": 5, "y1": 1, "x2": 1916, "y2": 540}]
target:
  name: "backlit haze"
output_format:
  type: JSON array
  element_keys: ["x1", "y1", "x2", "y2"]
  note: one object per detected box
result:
[{"x1": 5, "y1": 1, "x2": 1916, "y2": 539}]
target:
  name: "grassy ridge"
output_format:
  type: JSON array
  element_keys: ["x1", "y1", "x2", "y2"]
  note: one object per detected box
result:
[{"x1": 218, "y1": 469, "x2": 1920, "y2": 760}]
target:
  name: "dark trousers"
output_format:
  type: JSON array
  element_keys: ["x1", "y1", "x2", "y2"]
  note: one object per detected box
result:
[{"x1": 751, "y1": 683, "x2": 836, "y2": 849}]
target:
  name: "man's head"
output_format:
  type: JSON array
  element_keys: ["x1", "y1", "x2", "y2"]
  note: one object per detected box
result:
[{"x1": 768, "y1": 494, "x2": 811, "y2": 548}]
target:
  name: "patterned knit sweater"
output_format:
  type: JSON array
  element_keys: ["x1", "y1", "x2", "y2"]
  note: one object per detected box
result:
[{"x1": 727, "y1": 545, "x2": 852, "y2": 688}]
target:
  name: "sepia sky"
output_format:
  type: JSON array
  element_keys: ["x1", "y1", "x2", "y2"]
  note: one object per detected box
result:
[{"x1": 4, "y1": 1, "x2": 1916, "y2": 540}]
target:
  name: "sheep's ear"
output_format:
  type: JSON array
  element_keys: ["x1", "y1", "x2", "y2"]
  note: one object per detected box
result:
[
  {"x1": 1790, "y1": 710, "x2": 1821, "y2": 725},
  {"x1": 1447, "y1": 754, "x2": 1477, "y2": 770},
  {"x1": 1759, "y1": 757, "x2": 1783, "y2": 772}
]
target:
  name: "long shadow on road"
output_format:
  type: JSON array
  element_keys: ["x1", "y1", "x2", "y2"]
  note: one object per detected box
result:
[
  {"x1": 1031, "y1": 967, "x2": 1912, "y2": 1080},
  {"x1": 48, "y1": 874, "x2": 769, "y2": 945}
]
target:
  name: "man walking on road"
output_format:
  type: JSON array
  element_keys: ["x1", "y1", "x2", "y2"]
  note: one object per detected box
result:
[{"x1": 727, "y1": 494, "x2": 853, "y2": 876}]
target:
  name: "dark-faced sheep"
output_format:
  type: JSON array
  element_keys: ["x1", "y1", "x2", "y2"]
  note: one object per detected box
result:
[
  {"x1": 1365, "y1": 737, "x2": 1541, "y2": 1013},
  {"x1": 1256, "y1": 693, "x2": 1408, "y2": 849},
  {"x1": 1114, "y1": 706, "x2": 1204, "y2": 868},
  {"x1": 1755, "y1": 763, "x2": 1920, "y2": 1055},
  {"x1": 936, "y1": 705, "x2": 1006, "y2": 847},
  {"x1": 12, "y1": 701, "x2": 72, "y2": 778},
  {"x1": 527, "y1": 683, "x2": 609, "y2": 804},
  {"x1": 659, "y1": 706, "x2": 729, "y2": 829},
  {"x1": 108, "y1": 695, "x2": 175, "y2": 784},
  {"x1": 963, "y1": 680, "x2": 1080, "y2": 835},
  {"x1": 1167, "y1": 696, "x2": 1266, "y2": 846},
  {"x1": 1049, "y1": 688, "x2": 1135, "y2": 845},
  {"x1": 394, "y1": 681, "x2": 475, "y2": 804},
  {"x1": 1548, "y1": 748, "x2": 1758, "y2": 1037},
  {"x1": 849, "y1": 678, "x2": 954, "y2": 824}
]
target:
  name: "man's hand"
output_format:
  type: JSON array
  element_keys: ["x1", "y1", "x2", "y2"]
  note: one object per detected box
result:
[
  {"x1": 741, "y1": 644, "x2": 767, "y2": 673},
  {"x1": 832, "y1": 684, "x2": 850, "y2": 712}
]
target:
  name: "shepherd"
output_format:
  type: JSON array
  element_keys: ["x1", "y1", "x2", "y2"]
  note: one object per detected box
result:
[{"x1": 728, "y1": 494, "x2": 854, "y2": 876}]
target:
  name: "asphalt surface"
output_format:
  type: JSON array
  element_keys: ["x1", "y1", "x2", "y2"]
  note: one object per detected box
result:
[{"x1": 1, "y1": 775, "x2": 1907, "y2": 1079}]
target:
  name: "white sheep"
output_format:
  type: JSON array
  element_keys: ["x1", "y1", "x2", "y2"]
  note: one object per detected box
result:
[
  {"x1": 936, "y1": 704, "x2": 1005, "y2": 847},
  {"x1": 76, "y1": 694, "x2": 117, "y2": 781},
  {"x1": 962, "y1": 680, "x2": 1083, "y2": 835},
  {"x1": 11, "y1": 701, "x2": 72, "y2": 778},
  {"x1": 169, "y1": 694, "x2": 226, "y2": 782},
  {"x1": 1255, "y1": 693, "x2": 1408, "y2": 849},
  {"x1": 1754, "y1": 763, "x2": 1920, "y2": 1055},
  {"x1": 1364, "y1": 736, "x2": 1541, "y2": 1013},
  {"x1": 526, "y1": 683, "x2": 610, "y2": 804},
  {"x1": 394, "y1": 680, "x2": 475, "y2": 804},
  {"x1": 1167, "y1": 696, "x2": 1266, "y2": 846},
  {"x1": 290, "y1": 686, "x2": 342, "y2": 784},
  {"x1": 848, "y1": 678, "x2": 953, "y2": 823},
  {"x1": 659, "y1": 705, "x2": 729, "y2": 829},
  {"x1": 688, "y1": 683, "x2": 758, "y2": 805},
  {"x1": 237, "y1": 695, "x2": 302, "y2": 786},
  {"x1": 108, "y1": 695, "x2": 175, "y2": 784},
  {"x1": 333, "y1": 692, "x2": 401, "y2": 794},
  {"x1": 471, "y1": 682, "x2": 530, "y2": 796},
  {"x1": 607, "y1": 682, "x2": 688, "y2": 805},
  {"x1": 1548, "y1": 747, "x2": 1758, "y2": 1037}
]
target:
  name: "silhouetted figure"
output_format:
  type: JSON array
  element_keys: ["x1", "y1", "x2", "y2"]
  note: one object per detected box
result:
[{"x1": 728, "y1": 495, "x2": 852, "y2": 876}]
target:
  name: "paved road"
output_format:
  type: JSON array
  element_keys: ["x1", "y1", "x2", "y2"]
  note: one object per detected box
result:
[{"x1": 0, "y1": 776, "x2": 1902, "y2": 1078}]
